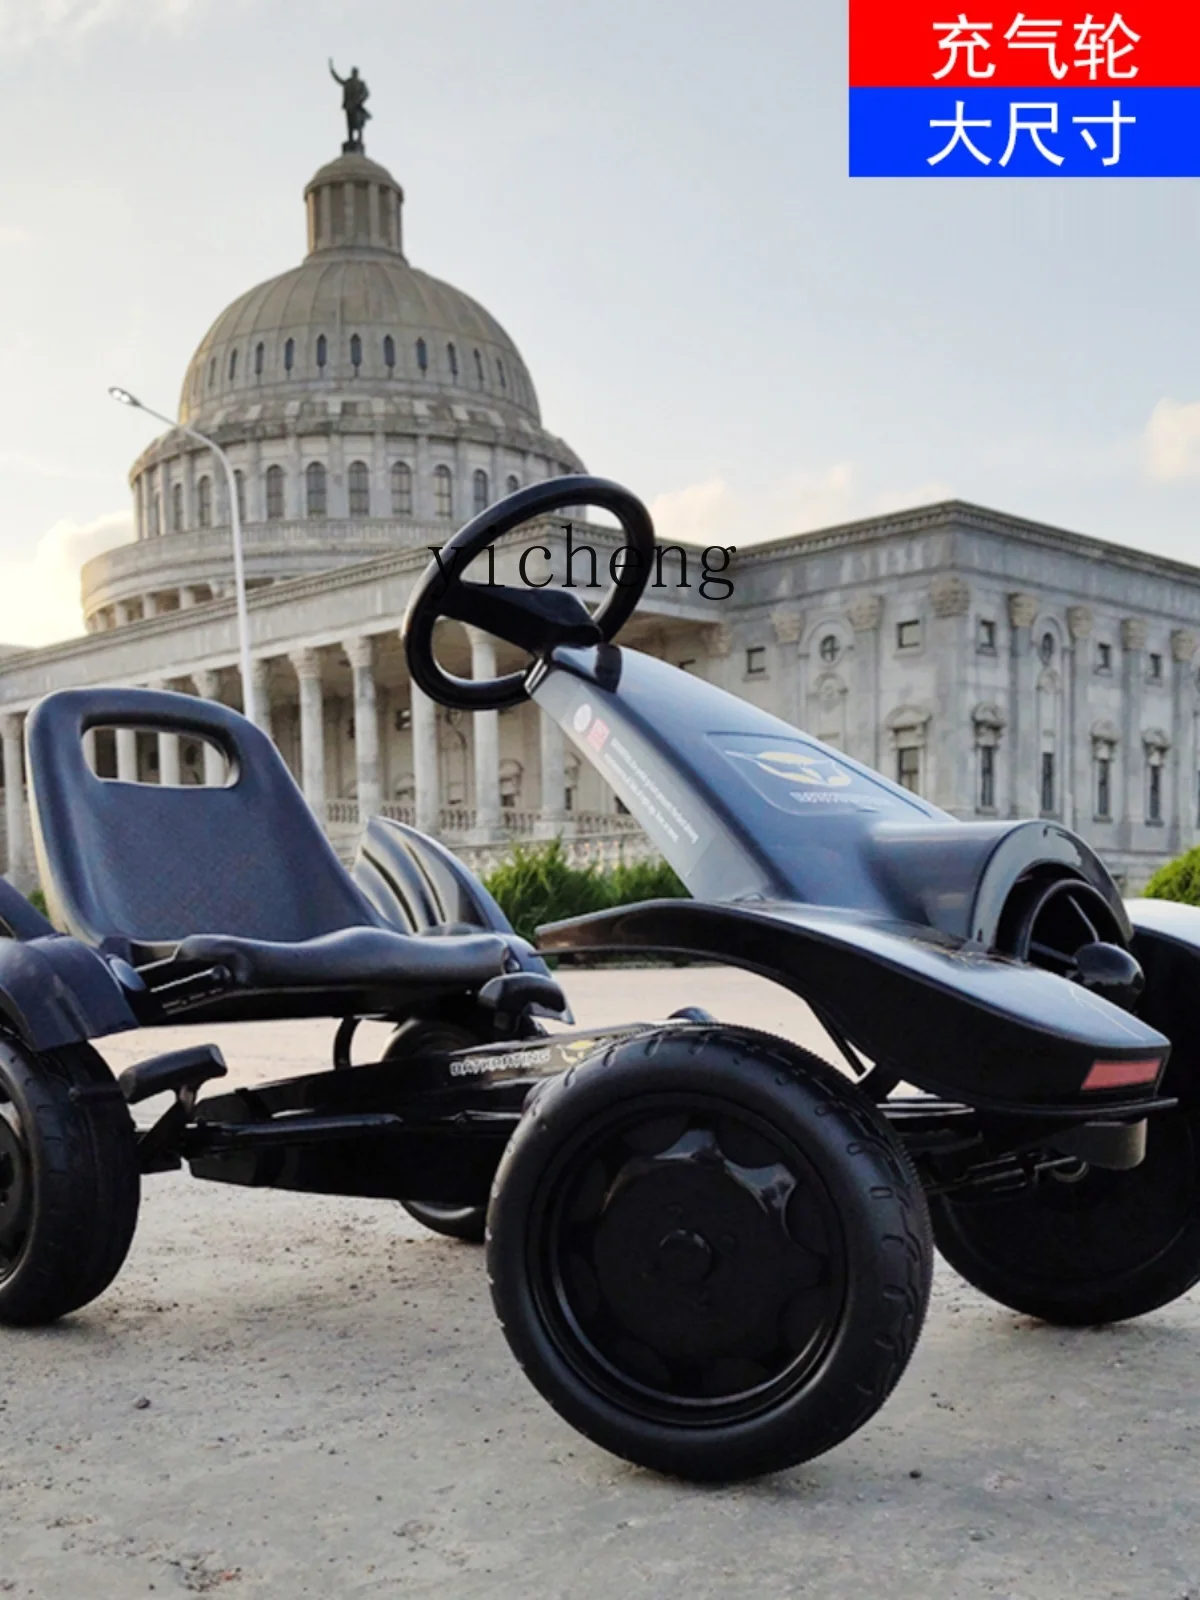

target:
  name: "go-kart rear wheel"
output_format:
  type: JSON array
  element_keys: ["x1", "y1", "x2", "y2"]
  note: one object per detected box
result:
[
  {"x1": 0, "y1": 1036, "x2": 139, "y2": 1326},
  {"x1": 930, "y1": 1104, "x2": 1200, "y2": 1326},
  {"x1": 387, "y1": 1018, "x2": 488, "y2": 1245},
  {"x1": 487, "y1": 1027, "x2": 932, "y2": 1482}
]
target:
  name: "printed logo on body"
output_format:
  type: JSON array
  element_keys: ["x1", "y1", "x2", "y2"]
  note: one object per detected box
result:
[{"x1": 849, "y1": 2, "x2": 1200, "y2": 176}]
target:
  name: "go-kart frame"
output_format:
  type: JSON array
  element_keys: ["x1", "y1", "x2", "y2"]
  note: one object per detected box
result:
[{"x1": 0, "y1": 473, "x2": 1198, "y2": 1483}]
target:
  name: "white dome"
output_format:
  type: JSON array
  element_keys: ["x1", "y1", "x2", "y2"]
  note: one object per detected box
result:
[{"x1": 179, "y1": 154, "x2": 541, "y2": 429}]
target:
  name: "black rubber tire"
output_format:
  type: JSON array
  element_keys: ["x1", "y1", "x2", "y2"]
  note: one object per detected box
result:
[
  {"x1": 487, "y1": 1026, "x2": 932, "y2": 1482},
  {"x1": 400, "y1": 1198, "x2": 488, "y2": 1243},
  {"x1": 931, "y1": 1103, "x2": 1200, "y2": 1326},
  {"x1": 0, "y1": 1035, "x2": 140, "y2": 1326},
  {"x1": 386, "y1": 1018, "x2": 488, "y2": 1245}
]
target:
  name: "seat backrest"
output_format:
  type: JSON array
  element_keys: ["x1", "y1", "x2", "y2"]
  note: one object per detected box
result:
[{"x1": 26, "y1": 687, "x2": 381, "y2": 951}]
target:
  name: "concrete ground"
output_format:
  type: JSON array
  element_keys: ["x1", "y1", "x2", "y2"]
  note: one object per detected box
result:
[{"x1": 2, "y1": 967, "x2": 1198, "y2": 1600}]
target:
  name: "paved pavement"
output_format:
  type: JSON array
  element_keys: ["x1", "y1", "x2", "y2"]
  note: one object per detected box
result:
[{"x1": 1, "y1": 968, "x2": 1198, "y2": 1599}]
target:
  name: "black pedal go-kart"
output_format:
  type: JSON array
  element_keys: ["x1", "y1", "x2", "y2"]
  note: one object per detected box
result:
[{"x1": 2, "y1": 476, "x2": 1200, "y2": 1484}]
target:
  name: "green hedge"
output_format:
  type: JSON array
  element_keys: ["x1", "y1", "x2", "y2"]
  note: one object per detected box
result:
[
  {"x1": 1144, "y1": 846, "x2": 1200, "y2": 905},
  {"x1": 483, "y1": 839, "x2": 686, "y2": 945}
]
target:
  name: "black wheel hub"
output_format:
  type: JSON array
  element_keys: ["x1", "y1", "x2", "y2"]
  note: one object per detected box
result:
[
  {"x1": 0, "y1": 1106, "x2": 31, "y2": 1278},
  {"x1": 536, "y1": 1100, "x2": 845, "y2": 1418}
]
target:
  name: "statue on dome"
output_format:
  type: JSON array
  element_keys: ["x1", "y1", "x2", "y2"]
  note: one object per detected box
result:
[{"x1": 329, "y1": 60, "x2": 371, "y2": 153}]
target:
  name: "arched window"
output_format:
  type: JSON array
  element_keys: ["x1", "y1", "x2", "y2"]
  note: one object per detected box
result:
[
  {"x1": 171, "y1": 481, "x2": 183, "y2": 532},
  {"x1": 306, "y1": 460, "x2": 327, "y2": 518},
  {"x1": 197, "y1": 475, "x2": 213, "y2": 528},
  {"x1": 505, "y1": 474, "x2": 520, "y2": 495},
  {"x1": 447, "y1": 342, "x2": 458, "y2": 380},
  {"x1": 228, "y1": 348, "x2": 238, "y2": 382},
  {"x1": 350, "y1": 333, "x2": 363, "y2": 371},
  {"x1": 391, "y1": 460, "x2": 413, "y2": 516},
  {"x1": 434, "y1": 464, "x2": 453, "y2": 520},
  {"x1": 254, "y1": 341, "x2": 265, "y2": 377},
  {"x1": 416, "y1": 337, "x2": 428, "y2": 372},
  {"x1": 265, "y1": 464, "x2": 284, "y2": 521},
  {"x1": 284, "y1": 337, "x2": 295, "y2": 373},
  {"x1": 473, "y1": 469, "x2": 489, "y2": 514},
  {"x1": 233, "y1": 469, "x2": 246, "y2": 521},
  {"x1": 474, "y1": 348, "x2": 484, "y2": 386},
  {"x1": 315, "y1": 334, "x2": 327, "y2": 369},
  {"x1": 208, "y1": 358, "x2": 216, "y2": 390},
  {"x1": 383, "y1": 334, "x2": 396, "y2": 371},
  {"x1": 348, "y1": 459, "x2": 370, "y2": 517}
]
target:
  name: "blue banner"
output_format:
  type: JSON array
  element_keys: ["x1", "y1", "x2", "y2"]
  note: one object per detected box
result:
[{"x1": 850, "y1": 87, "x2": 1200, "y2": 176}]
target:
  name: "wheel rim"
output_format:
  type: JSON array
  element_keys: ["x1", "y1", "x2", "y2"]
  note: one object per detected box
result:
[
  {"x1": 0, "y1": 1092, "x2": 31, "y2": 1283},
  {"x1": 941, "y1": 1109, "x2": 1199, "y2": 1287},
  {"x1": 529, "y1": 1094, "x2": 848, "y2": 1425}
]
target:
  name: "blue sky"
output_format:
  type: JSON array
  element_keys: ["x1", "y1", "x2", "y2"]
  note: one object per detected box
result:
[{"x1": 0, "y1": 0, "x2": 1196, "y2": 642}]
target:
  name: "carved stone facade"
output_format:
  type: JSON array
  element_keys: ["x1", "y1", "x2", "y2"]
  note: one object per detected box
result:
[{"x1": 2, "y1": 152, "x2": 1199, "y2": 895}]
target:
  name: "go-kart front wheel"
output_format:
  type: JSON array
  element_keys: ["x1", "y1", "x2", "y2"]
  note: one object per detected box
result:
[
  {"x1": 0, "y1": 1037, "x2": 139, "y2": 1326},
  {"x1": 930, "y1": 1104, "x2": 1200, "y2": 1326},
  {"x1": 487, "y1": 1027, "x2": 932, "y2": 1482}
]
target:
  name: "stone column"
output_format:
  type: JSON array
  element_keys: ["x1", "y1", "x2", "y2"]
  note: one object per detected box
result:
[
  {"x1": 1066, "y1": 606, "x2": 1093, "y2": 833},
  {"x1": 1171, "y1": 629, "x2": 1197, "y2": 854},
  {"x1": 1008, "y1": 593, "x2": 1039, "y2": 817},
  {"x1": 1119, "y1": 618, "x2": 1146, "y2": 849},
  {"x1": 250, "y1": 658, "x2": 273, "y2": 740},
  {"x1": 151, "y1": 678, "x2": 181, "y2": 788},
  {"x1": 466, "y1": 628, "x2": 502, "y2": 837},
  {"x1": 930, "y1": 575, "x2": 972, "y2": 814},
  {"x1": 410, "y1": 679, "x2": 440, "y2": 834},
  {"x1": 345, "y1": 636, "x2": 382, "y2": 823},
  {"x1": 115, "y1": 725, "x2": 138, "y2": 783},
  {"x1": 847, "y1": 595, "x2": 883, "y2": 770},
  {"x1": 415, "y1": 434, "x2": 432, "y2": 520},
  {"x1": 290, "y1": 650, "x2": 327, "y2": 823},
  {"x1": 192, "y1": 670, "x2": 226, "y2": 788},
  {"x1": 1, "y1": 714, "x2": 27, "y2": 886}
]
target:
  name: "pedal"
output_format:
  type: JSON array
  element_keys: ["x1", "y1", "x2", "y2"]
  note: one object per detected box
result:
[{"x1": 119, "y1": 1044, "x2": 228, "y2": 1105}]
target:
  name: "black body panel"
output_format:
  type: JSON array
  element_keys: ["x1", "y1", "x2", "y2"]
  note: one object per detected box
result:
[
  {"x1": 0, "y1": 935, "x2": 139, "y2": 1049},
  {"x1": 532, "y1": 646, "x2": 1126, "y2": 944},
  {"x1": 538, "y1": 899, "x2": 1169, "y2": 1109}
]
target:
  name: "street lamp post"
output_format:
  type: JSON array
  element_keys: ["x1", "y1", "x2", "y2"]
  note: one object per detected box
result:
[{"x1": 108, "y1": 387, "x2": 257, "y2": 727}]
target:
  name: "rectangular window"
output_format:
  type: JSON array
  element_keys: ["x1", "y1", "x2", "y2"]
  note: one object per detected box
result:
[
  {"x1": 745, "y1": 646, "x2": 766, "y2": 676},
  {"x1": 1148, "y1": 763, "x2": 1163, "y2": 823},
  {"x1": 896, "y1": 746, "x2": 920, "y2": 792},
  {"x1": 978, "y1": 745, "x2": 995, "y2": 810},
  {"x1": 896, "y1": 619, "x2": 921, "y2": 650},
  {"x1": 1096, "y1": 641, "x2": 1112, "y2": 673},
  {"x1": 1096, "y1": 758, "x2": 1111, "y2": 819},
  {"x1": 977, "y1": 618, "x2": 996, "y2": 653},
  {"x1": 1040, "y1": 751, "x2": 1056, "y2": 815},
  {"x1": 1148, "y1": 652, "x2": 1163, "y2": 682}
]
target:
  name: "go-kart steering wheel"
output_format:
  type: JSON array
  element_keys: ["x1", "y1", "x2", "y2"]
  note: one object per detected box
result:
[{"x1": 403, "y1": 474, "x2": 656, "y2": 711}]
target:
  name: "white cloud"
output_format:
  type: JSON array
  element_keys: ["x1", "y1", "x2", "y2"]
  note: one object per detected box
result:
[
  {"x1": 649, "y1": 464, "x2": 954, "y2": 550},
  {"x1": 0, "y1": 0, "x2": 218, "y2": 51},
  {"x1": 1142, "y1": 398, "x2": 1200, "y2": 483},
  {"x1": 0, "y1": 510, "x2": 132, "y2": 649}
]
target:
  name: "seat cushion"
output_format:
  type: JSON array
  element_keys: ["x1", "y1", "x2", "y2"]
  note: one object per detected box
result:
[{"x1": 166, "y1": 926, "x2": 509, "y2": 994}]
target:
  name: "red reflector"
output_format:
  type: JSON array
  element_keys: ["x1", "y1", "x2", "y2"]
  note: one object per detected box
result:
[{"x1": 1082, "y1": 1058, "x2": 1162, "y2": 1092}]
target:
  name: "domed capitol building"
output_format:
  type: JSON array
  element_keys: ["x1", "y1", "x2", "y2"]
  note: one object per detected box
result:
[{"x1": 2, "y1": 100, "x2": 1200, "y2": 893}]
